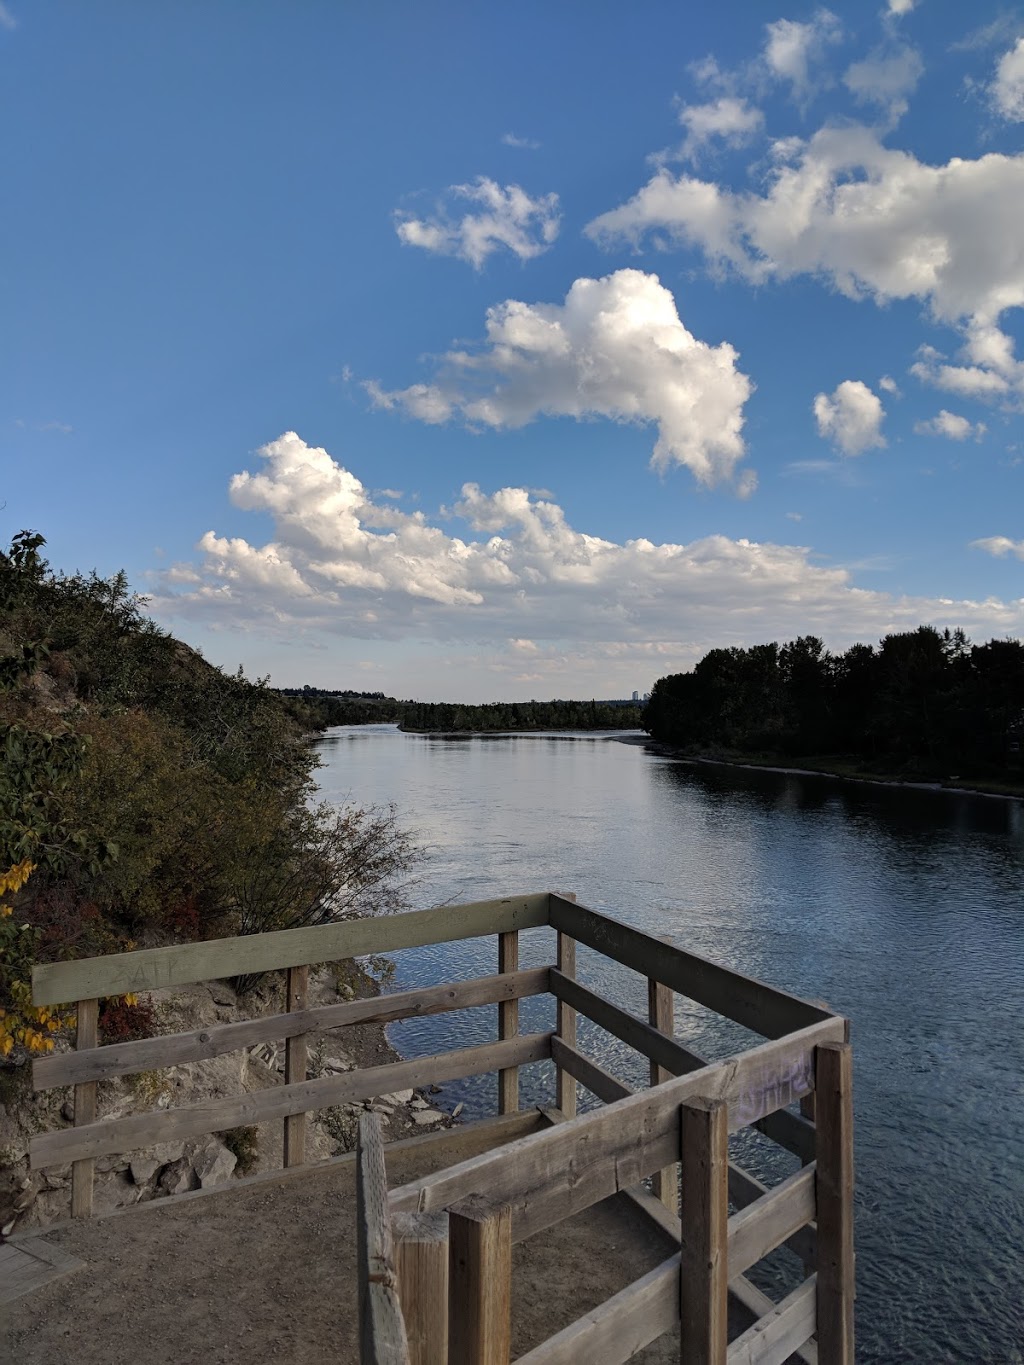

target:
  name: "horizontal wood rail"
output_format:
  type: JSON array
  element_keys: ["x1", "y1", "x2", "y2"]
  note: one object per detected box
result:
[
  {"x1": 33, "y1": 966, "x2": 550, "y2": 1090},
  {"x1": 389, "y1": 1015, "x2": 843, "y2": 1243},
  {"x1": 31, "y1": 1032, "x2": 553, "y2": 1168},
  {"x1": 31, "y1": 894, "x2": 550, "y2": 1006},
  {"x1": 549, "y1": 894, "x2": 832, "y2": 1039}
]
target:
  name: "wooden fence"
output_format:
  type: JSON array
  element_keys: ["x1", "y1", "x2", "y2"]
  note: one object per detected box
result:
[{"x1": 29, "y1": 890, "x2": 853, "y2": 1362}]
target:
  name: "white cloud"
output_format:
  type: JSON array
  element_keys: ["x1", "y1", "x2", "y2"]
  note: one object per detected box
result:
[
  {"x1": 587, "y1": 126, "x2": 1024, "y2": 401},
  {"x1": 971, "y1": 535, "x2": 1024, "y2": 560},
  {"x1": 151, "y1": 433, "x2": 1024, "y2": 694},
  {"x1": 501, "y1": 132, "x2": 540, "y2": 150},
  {"x1": 0, "y1": 3, "x2": 16, "y2": 31},
  {"x1": 991, "y1": 38, "x2": 1024, "y2": 120},
  {"x1": 676, "y1": 97, "x2": 764, "y2": 161},
  {"x1": 843, "y1": 45, "x2": 923, "y2": 121},
  {"x1": 879, "y1": 374, "x2": 901, "y2": 396},
  {"x1": 913, "y1": 410, "x2": 987, "y2": 441},
  {"x1": 813, "y1": 380, "x2": 887, "y2": 455},
  {"x1": 394, "y1": 178, "x2": 560, "y2": 269},
  {"x1": 910, "y1": 324, "x2": 1024, "y2": 403},
  {"x1": 886, "y1": 0, "x2": 916, "y2": 15},
  {"x1": 763, "y1": 10, "x2": 843, "y2": 104},
  {"x1": 367, "y1": 269, "x2": 755, "y2": 490}
]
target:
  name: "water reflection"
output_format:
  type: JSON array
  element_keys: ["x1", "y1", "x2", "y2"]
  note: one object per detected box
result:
[{"x1": 313, "y1": 728, "x2": 1024, "y2": 1364}]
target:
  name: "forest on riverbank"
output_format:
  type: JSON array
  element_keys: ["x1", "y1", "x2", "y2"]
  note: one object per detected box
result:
[
  {"x1": 642, "y1": 627, "x2": 1024, "y2": 784},
  {"x1": 277, "y1": 688, "x2": 643, "y2": 733},
  {"x1": 0, "y1": 533, "x2": 414, "y2": 1068}
]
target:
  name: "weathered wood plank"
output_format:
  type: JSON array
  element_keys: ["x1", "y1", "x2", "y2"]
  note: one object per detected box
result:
[
  {"x1": 33, "y1": 967, "x2": 551, "y2": 1090},
  {"x1": 815, "y1": 1042, "x2": 854, "y2": 1365},
  {"x1": 727, "y1": 1277, "x2": 817, "y2": 1365},
  {"x1": 555, "y1": 918, "x2": 577, "y2": 1116},
  {"x1": 0, "y1": 1237, "x2": 86, "y2": 1305},
  {"x1": 548, "y1": 896, "x2": 833, "y2": 1039},
  {"x1": 728, "y1": 1161, "x2": 817, "y2": 1269},
  {"x1": 727, "y1": 1164, "x2": 816, "y2": 1280},
  {"x1": 680, "y1": 1098, "x2": 729, "y2": 1365},
  {"x1": 549, "y1": 970, "x2": 706, "y2": 1078},
  {"x1": 389, "y1": 1016, "x2": 844, "y2": 1245},
  {"x1": 32, "y1": 893, "x2": 551, "y2": 1005},
  {"x1": 754, "y1": 1107, "x2": 816, "y2": 1164},
  {"x1": 71, "y1": 998, "x2": 98, "y2": 1219},
  {"x1": 394, "y1": 1211, "x2": 449, "y2": 1365},
  {"x1": 448, "y1": 1196, "x2": 512, "y2": 1365},
  {"x1": 497, "y1": 931, "x2": 519, "y2": 1115},
  {"x1": 535, "y1": 1107, "x2": 816, "y2": 1365},
  {"x1": 549, "y1": 1036, "x2": 631, "y2": 1105},
  {"x1": 283, "y1": 965, "x2": 308, "y2": 1168},
  {"x1": 357, "y1": 1112, "x2": 410, "y2": 1365},
  {"x1": 30, "y1": 1031, "x2": 553, "y2": 1168},
  {"x1": 514, "y1": 1254, "x2": 679, "y2": 1365},
  {"x1": 649, "y1": 975, "x2": 678, "y2": 1214}
]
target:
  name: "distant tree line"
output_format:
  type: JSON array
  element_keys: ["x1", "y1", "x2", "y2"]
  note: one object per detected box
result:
[
  {"x1": 276, "y1": 687, "x2": 642, "y2": 733},
  {"x1": 641, "y1": 627, "x2": 1024, "y2": 778}
]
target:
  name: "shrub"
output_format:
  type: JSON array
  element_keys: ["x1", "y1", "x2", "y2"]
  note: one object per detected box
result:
[
  {"x1": 220, "y1": 1125, "x2": 259, "y2": 1175},
  {"x1": 98, "y1": 996, "x2": 156, "y2": 1044}
]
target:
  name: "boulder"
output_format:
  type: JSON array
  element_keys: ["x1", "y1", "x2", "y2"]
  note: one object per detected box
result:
[
  {"x1": 158, "y1": 1158, "x2": 198, "y2": 1196},
  {"x1": 129, "y1": 1156, "x2": 162, "y2": 1187},
  {"x1": 378, "y1": 1089, "x2": 413, "y2": 1105},
  {"x1": 191, "y1": 1139, "x2": 237, "y2": 1189},
  {"x1": 412, "y1": 1110, "x2": 444, "y2": 1126}
]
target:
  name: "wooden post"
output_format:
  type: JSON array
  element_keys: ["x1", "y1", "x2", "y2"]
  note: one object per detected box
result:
[
  {"x1": 648, "y1": 976, "x2": 677, "y2": 1213},
  {"x1": 554, "y1": 891, "x2": 578, "y2": 1118},
  {"x1": 71, "y1": 998, "x2": 98, "y2": 1219},
  {"x1": 357, "y1": 1113, "x2": 409, "y2": 1364},
  {"x1": 447, "y1": 1195, "x2": 512, "y2": 1365},
  {"x1": 497, "y1": 932, "x2": 519, "y2": 1115},
  {"x1": 815, "y1": 1041, "x2": 855, "y2": 1365},
  {"x1": 283, "y1": 964, "x2": 309, "y2": 1167},
  {"x1": 394, "y1": 1211, "x2": 449, "y2": 1365},
  {"x1": 679, "y1": 1097, "x2": 728, "y2": 1365}
]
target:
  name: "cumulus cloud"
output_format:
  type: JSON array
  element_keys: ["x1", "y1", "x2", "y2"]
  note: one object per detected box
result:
[
  {"x1": 879, "y1": 375, "x2": 901, "y2": 395},
  {"x1": 394, "y1": 178, "x2": 560, "y2": 269},
  {"x1": 991, "y1": 38, "x2": 1024, "y2": 120},
  {"x1": 886, "y1": 0, "x2": 917, "y2": 14},
  {"x1": 150, "y1": 434, "x2": 1024, "y2": 690},
  {"x1": 366, "y1": 270, "x2": 755, "y2": 490},
  {"x1": 676, "y1": 97, "x2": 764, "y2": 161},
  {"x1": 587, "y1": 126, "x2": 1024, "y2": 401},
  {"x1": 501, "y1": 132, "x2": 540, "y2": 149},
  {"x1": 913, "y1": 410, "x2": 987, "y2": 441},
  {"x1": 910, "y1": 323, "x2": 1024, "y2": 403},
  {"x1": 843, "y1": 45, "x2": 923, "y2": 121},
  {"x1": 763, "y1": 10, "x2": 843, "y2": 104},
  {"x1": 813, "y1": 380, "x2": 887, "y2": 454},
  {"x1": 971, "y1": 535, "x2": 1024, "y2": 560}
]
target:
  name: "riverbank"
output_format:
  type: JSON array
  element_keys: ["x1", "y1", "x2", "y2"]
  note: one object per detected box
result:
[{"x1": 642, "y1": 740, "x2": 1024, "y2": 802}]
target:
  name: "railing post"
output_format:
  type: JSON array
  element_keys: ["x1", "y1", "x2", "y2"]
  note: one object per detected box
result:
[
  {"x1": 357, "y1": 1113, "x2": 409, "y2": 1364},
  {"x1": 815, "y1": 1041, "x2": 855, "y2": 1365},
  {"x1": 394, "y1": 1211, "x2": 449, "y2": 1365},
  {"x1": 497, "y1": 931, "x2": 519, "y2": 1115},
  {"x1": 71, "y1": 997, "x2": 98, "y2": 1219},
  {"x1": 679, "y1": 1097, "x2": 728, "y2": 1365},
  {"x1": 283, "y1": 964, "x2": 309, "y2": 1167},
  {"x1": 448, "y1": 1195, "x2": 512, "y2": 1365},
  {"x1": 554, "y1": 891, "x2": 577, "y2": 1119},
  {"x1": 648, "y1": 975, "x2": 677, "y2": 1213}
]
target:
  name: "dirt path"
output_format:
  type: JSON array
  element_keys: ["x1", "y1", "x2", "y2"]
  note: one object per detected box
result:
[{"x1": 2, "y1": 1115, "x2": 682, "y2": 1364}]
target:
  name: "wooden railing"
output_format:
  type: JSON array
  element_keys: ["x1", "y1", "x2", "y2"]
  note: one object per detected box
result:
[{"x1": 29, "y1": 889, "x2": 854, "y2": 1362}]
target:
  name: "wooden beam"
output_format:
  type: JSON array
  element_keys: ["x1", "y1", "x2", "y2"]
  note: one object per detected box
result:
[
  {"x1": 728, "y1": 1162, "x2": 817, "y2": 1270},
  {"x1": 554, "y1": 932, "x2": 577, "y2": 1118},
  {"x1": 33, "y1": 967, "x2": 551, "y2": 1090},
  {"x1": 679, "y1": 1097, "x2": 729, "y2": 1365},
  {"x1": 32, "y1": 894, "x2": 551, "y2": 1006},
  {"x1": 549, "y1": 1037, "x2": 630, "y2": 1106},
  {"x1": 497, "y1": 932, "x2": 519, "y2": 1115},
  {"x1": 393, "y1": 1212, "x2": 449, "y2": 1365},
  {"x1": 357, "y1": 1113, "x2": 410, "y2": 1365},
  {"x1": 447, "y1": 1196, "x2": 512, "y2": 1365},
  {"x1": 726, "y1": 1165, "x2": 816, "y2": 1280},
  {"x1": 283, "y1": 965, "x2": 308, "y2": 1168},
  {"x1": 815, "y1": 1042, "x2": 855, "y2": 1365},
  {"x1": 649, "y1": 974, "x2": 677, "y2": 1215},
  {"x1": 71, "y1": 999, "x2": 98, "y2": 1220},
  {"x1": 30, "y1": 1031, "x2": 554, "y2": 1169},
  {"x1": 388, "y1": 1016, "x2": 844, "y2": 1244},
  {"x1": 726, "y1": 1277, "x2": 817, "y2": 1365},
  {"x1": 548, "y1": 895, "x2": 833, "y2": 1040},
  {"x1": 549, "y1": 970, "x2": 706, "y2": 1078}
]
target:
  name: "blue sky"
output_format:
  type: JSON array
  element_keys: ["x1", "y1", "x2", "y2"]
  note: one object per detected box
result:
[{"x1": 4, "y1": 1, "x2": 1024, "y2": 701}]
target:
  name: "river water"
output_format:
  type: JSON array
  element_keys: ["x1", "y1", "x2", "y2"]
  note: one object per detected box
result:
[{"x1": 314, "y1": 725, "x2": 1024, "y2": 1364}]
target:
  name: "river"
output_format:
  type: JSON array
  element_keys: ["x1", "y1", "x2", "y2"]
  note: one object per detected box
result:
[{"x1": 313, "y1": 724, "x2": 1024, "y2": 1364}]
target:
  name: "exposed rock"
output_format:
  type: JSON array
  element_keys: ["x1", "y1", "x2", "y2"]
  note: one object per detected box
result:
[
  {"x1": 191, "y1": 1139, "x2": 237, "y2": 1189},
  {"x1": 208, "y1": 981, "x2": 237, "y2": 1007},
  {"x1": 324, "y1": 1056, "x2": 351, "y2": 1073},
  {"x1": 129, "y1": 1156, "x2": 162, "y2": 1187},
  {"x1": 158, "y1": 1158, "x2": 198, "y2": 1196},
  {"x1": 60, "y1": 1101, "x2": 75, "y2": 1123},
  {"x1": 411, "y1": 1110, "x2": 444, "y2": 1126},
  {"x1": 378, "y1": 1089, "x2": 413, "y2": 1105}
]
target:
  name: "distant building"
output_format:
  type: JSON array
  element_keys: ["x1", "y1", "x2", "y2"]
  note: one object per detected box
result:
[{"x1": 632, "y1": 690, "x2": 639, "y2": 702}]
